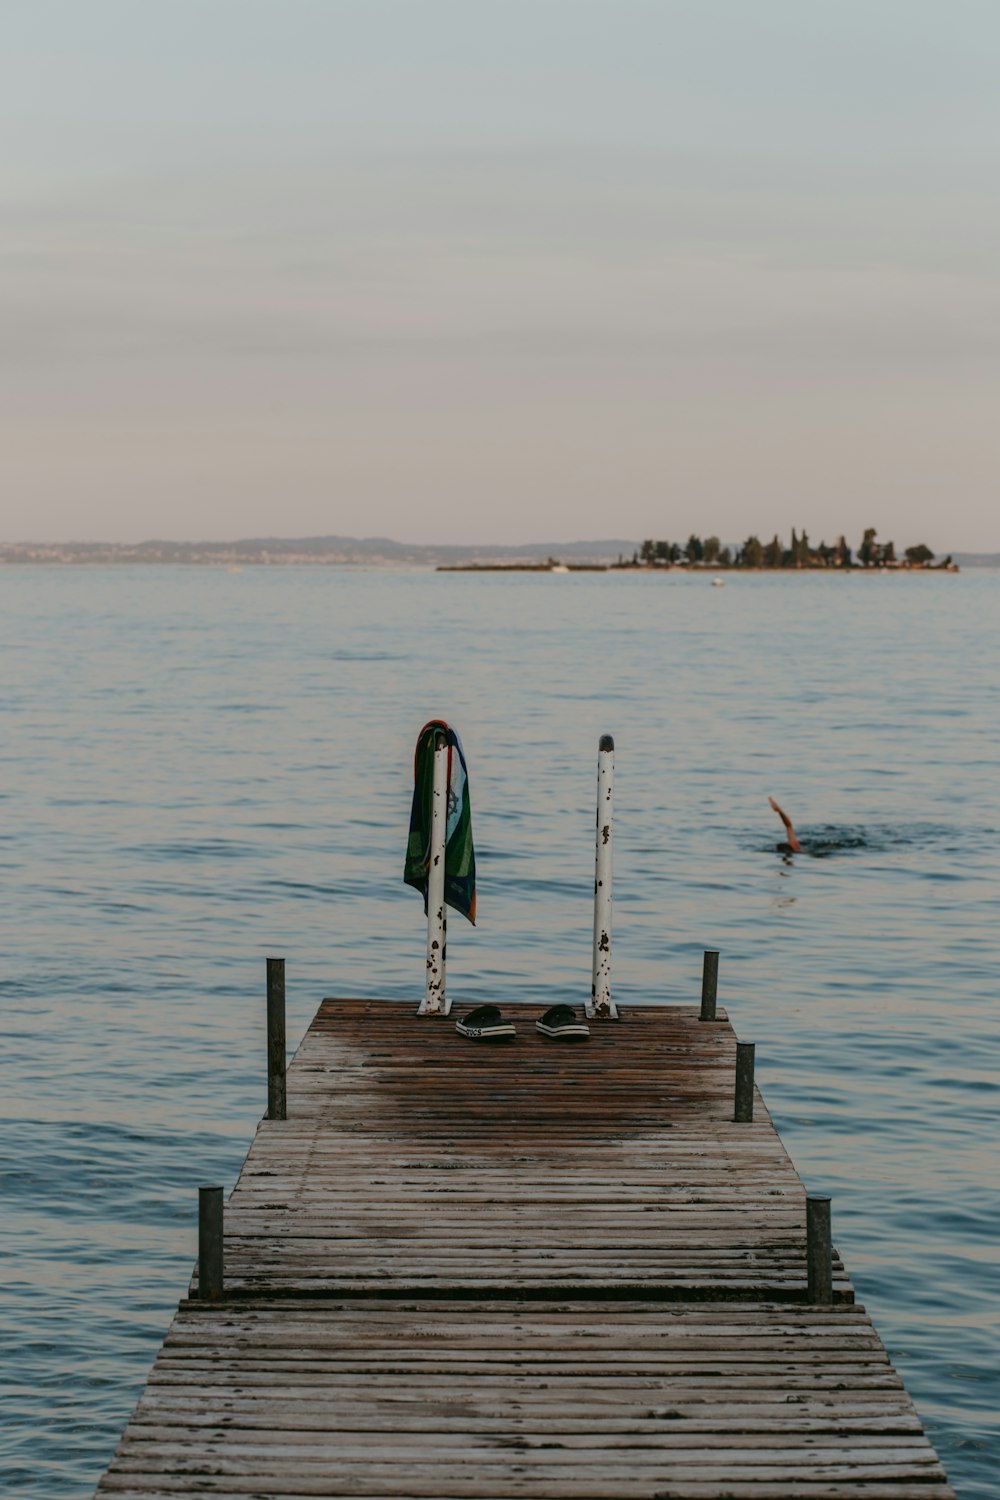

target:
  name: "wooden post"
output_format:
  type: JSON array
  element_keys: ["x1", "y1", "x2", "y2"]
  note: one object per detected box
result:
[
  {"x1": 198, "y1": 1185, "x2": 224, "y2": 1301},
  {"x1": 700, "y1": 950, "x2": 719, "y2": 1020},
  {"x1": 807, "y1": 1193, "x2": 833, "y2": 1304},
  {"x1": 266, "y1": 956, "x2": 286, "y2": 1121},
  {"x1": 734, "y1": 1041, "x2": 755, "y2": 1122}
]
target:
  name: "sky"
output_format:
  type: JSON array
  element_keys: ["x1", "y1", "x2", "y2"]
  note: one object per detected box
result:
[{"x1": 3, "y1": 0, "x2": 1000, "y2": 550}]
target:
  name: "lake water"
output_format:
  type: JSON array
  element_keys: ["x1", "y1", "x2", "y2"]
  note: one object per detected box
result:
[{"x1": 1, "y1": 565, "x2": 997, "y2": 1498}]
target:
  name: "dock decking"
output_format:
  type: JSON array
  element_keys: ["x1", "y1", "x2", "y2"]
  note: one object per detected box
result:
[{"x1": 96, "y1": 1000, "x2": 954, "y2": 1498}]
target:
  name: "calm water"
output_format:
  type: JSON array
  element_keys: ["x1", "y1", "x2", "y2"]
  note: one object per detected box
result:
[{"x1": 1, "y1": 566, "x2": 997, "y2": 1498}]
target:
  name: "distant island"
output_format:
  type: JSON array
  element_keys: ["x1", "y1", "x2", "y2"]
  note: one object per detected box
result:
[
  {"x1": 619, "y1": 528, "x2": 956, "y2": 571},
  {"x1": 0, "y1": 529, "x2": 981, "y2": 570}
]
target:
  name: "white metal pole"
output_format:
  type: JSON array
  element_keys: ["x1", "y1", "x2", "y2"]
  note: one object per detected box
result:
[
  {"x1": 589, "y1": 734, "x2": 617, "y2": 1019},
  {"x1": 420, "y1": 731, "x2": 450, "y2": 1015}
]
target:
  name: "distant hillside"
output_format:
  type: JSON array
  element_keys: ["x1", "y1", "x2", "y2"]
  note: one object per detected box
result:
[
  {"x1": 0, "y1": 536, "x2": 637, "y2": 566},
  {"x1": 951, "y1": 552, "x2": 1000, "y2": 568}
]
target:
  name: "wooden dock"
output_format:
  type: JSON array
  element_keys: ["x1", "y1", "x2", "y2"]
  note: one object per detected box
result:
[{"x1": 95, "y1": 999, "x2": 954, "y2": 1498}]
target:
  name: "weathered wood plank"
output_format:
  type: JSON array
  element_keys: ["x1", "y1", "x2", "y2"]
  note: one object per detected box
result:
[{"x1": 102, "y1": 1484, "x2": 946, "y2": 1498}]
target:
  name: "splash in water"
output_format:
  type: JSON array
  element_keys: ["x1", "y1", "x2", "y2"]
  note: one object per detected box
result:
[
  {"x1": 764, "y1": 800, "x2": 960, "y2": 860},
  {"x1": 796, "y1": 828, "x2": 869, "y2": 856},
  {"x1": 774, "y1": 828, "x2": 869, "y2": 862},
  {"x1": 769, "y1": 796, "x2": 874, "y2": 859}
]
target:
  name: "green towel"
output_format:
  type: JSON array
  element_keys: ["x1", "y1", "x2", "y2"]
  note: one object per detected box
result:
[{"x1": 404, "y1": 719, "x2": 476, "y2": 924}]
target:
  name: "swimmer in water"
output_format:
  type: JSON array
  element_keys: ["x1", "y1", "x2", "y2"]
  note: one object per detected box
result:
[{"x1": 768, "y1": 796, "x2": 803, "y2": 853}]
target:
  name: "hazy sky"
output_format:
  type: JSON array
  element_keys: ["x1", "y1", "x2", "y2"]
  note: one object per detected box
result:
[{"x1": 4, "y1": 1, "x2": 1000, "y2": 548}]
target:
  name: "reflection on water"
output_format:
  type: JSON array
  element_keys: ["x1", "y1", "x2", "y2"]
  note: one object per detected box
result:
[
  {"x1": 1, "y1": 567, "x2": 998, "y2": 1498},
  {"x1": 769, "y1": 869, "x2": 798, "y2": 910}
]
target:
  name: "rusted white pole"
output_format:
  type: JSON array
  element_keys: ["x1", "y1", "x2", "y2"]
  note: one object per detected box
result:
[
  {"x1": 589, "y1": 734, "x2": 617, "y2": 1019},
  {"x1": 419, "y1": 730, "x2": 450, "y2": 1015}
]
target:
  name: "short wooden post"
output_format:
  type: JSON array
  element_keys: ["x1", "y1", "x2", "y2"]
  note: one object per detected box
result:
[
  {"x1": 700, "y1": 950, "x2": 719, "y2": 1020},
  {"x1": 807, "y1": 1193, "x2": 833, "y2": 1304},
  {"x1": 198, "y1": 1185, "x2": 224, "y2": 1301},
  {"x1": 734, "y1": 1041, "x2": 755, "y2": 1122},
  {"x1": 266, "y1": 956, "x2": 286, "y2": 1121}
]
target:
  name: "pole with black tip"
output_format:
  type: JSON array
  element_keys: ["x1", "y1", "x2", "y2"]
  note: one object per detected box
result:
[
  {"x1": 589, "y1": 735, "x2": 617, "y2": 1019},
  {"x1": 266, "y1": 956, "x2": 286, "y2": 1121},
  {"x1": 198, "y1": 1185, "x2": 224, "y2": 1301},
  {"x1": 419, "y1": 729, "x2": 450, "y2": 1015}
]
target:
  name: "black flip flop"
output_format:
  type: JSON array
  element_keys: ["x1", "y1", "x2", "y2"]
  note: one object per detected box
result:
[
  {"x1": 455, "y1": 1004, "x2": 517, "y2": 1041},
  {"x1": 536, "y1": 1004, "x2": 590, "y2": 1041}
]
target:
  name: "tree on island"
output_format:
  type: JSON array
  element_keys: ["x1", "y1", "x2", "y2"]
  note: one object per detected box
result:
[
  {"x1": 905, "y1": 543, "x2": 935, "y2": 566},
  {"x1": 763, "y1": 534, "x2": 783, "y2": 568},
  {"x1": 685, "y1": 534, "x2": 704, "y2": 563},
  {"x1": 739, "y1": 535, "x2": 764, "y2": 567},
  {"x1": 793, "y1": 529, "x2": 813, "y2": 567},
  {"x1": 858, "y1": 527, "x2": 879, "y2": 566},
  {"x1": 703, "y1": 535, "x2": 721, "y2": 564}
]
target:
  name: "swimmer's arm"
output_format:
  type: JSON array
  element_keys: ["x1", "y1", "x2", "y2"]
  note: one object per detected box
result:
[{"x1": 768, "y1": 796, "x2": 803, "y2": 852}]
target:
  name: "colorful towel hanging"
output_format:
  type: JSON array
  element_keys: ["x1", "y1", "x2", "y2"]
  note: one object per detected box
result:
[{"x1": 404, "y1": 720, "x2": 477, "y2": 924}]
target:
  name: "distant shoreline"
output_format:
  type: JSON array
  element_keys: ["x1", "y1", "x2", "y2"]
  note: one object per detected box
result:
[
  {"x1": 0, "y1": 537, "x2": 630, "y2": 569},
  {"x1": 0, "y1": 556, "x2": 967, "y2": 574},
  {"x1": 0, "y1": 536, "x2": 990, "y2": 570}
]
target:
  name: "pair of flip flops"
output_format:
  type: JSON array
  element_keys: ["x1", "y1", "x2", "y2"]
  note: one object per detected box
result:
[{"x1": 456, "y1": 1004, "x2": 590, "y2": 1042}]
